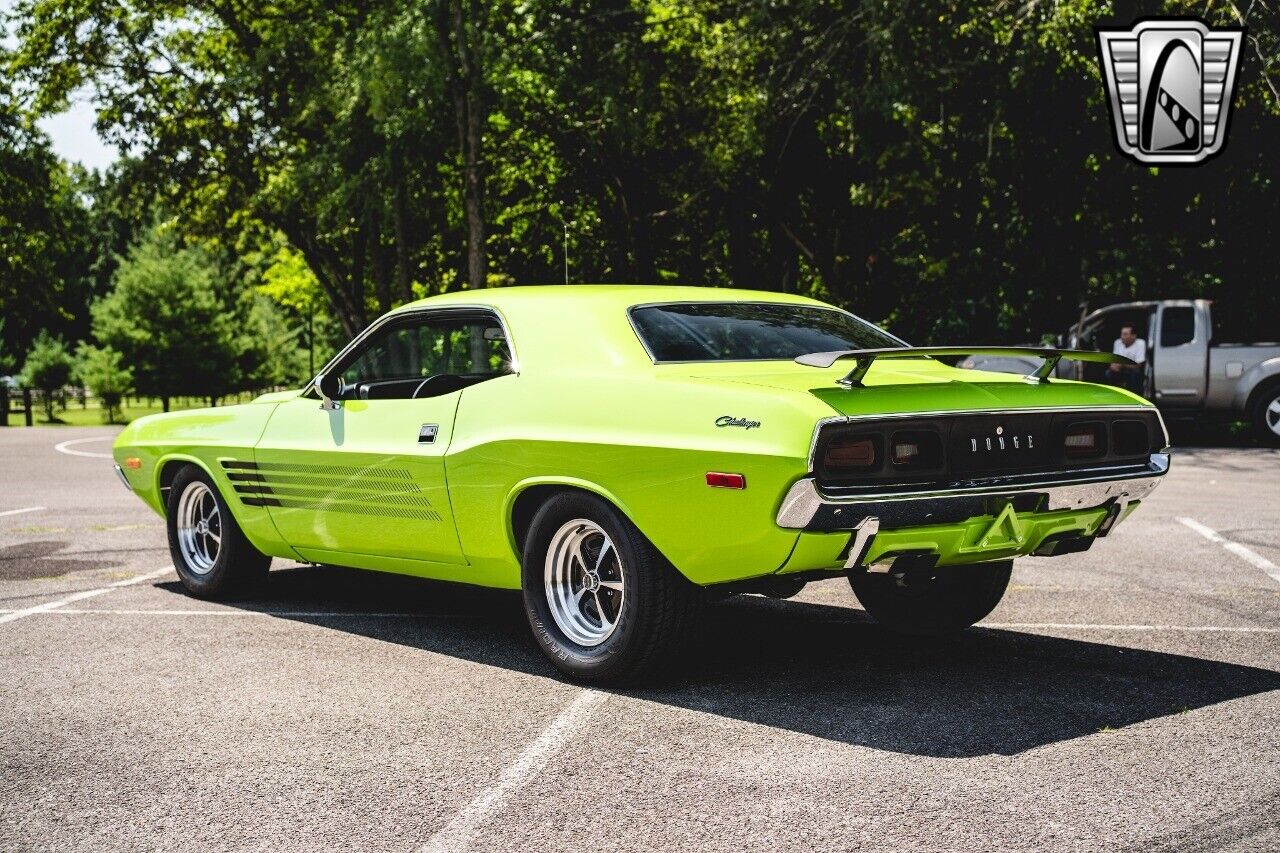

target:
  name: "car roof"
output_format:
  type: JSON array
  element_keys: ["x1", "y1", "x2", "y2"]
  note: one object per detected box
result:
[
  {"x1": 393, "y1": 284, "x2": 827, "y2": 314},
  {"x1": 383, "y1": 285, "x2": 840, "y2": 374}
]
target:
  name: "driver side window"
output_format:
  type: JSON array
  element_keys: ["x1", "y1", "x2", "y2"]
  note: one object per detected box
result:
[{"x1": 337, "y1": 311, "x2": 513, "y2": 399}]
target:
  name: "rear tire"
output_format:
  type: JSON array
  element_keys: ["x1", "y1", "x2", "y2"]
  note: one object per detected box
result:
[
  {"x1": 165, "y1": 465, "x2": 270, "y2": 599},
  {"x1": 848, "y1": 560, "x2": 1012, "y2": 634},
  {"x1": 1250, "y1": 383, "x2": 1280, "y2": 447},
  {"x1": 521, "y1": 491, "x2": 701, "y2": 683}
]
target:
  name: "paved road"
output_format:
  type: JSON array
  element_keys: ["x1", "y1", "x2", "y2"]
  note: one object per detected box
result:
[{"x1": 1, "y1": 427, "x2": 1277, "y2": 852}]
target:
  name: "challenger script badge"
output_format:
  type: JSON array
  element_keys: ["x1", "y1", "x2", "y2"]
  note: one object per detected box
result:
[
  {"x1": 716, "y1": 416, "x2": 761, "y2": 430},
  {"x1": 1095, "y1": 18, "x2": 1245, "y2": 165}
]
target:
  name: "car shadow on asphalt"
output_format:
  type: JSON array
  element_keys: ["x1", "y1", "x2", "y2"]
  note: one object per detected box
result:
[
  {"x1": 0, "y1": 540, "x2": 124, "y2": 581},
  {"x1": 156, "y1": 564, "x2": 1280, "y2": 759}
]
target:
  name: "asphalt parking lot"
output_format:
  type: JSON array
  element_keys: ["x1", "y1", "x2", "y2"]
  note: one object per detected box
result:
[{"x1": 1, "y1": 427, "x2": 1277, "y2": 852}]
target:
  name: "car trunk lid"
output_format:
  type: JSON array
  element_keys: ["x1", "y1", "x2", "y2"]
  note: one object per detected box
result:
[{"x1": 675, "y1": 358, "x2": 1142, "y2": 418}]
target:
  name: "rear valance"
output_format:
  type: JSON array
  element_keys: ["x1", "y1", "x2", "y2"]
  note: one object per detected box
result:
[{"x1": 794, "y1": 346, "x2": 1133, "y2": 387}]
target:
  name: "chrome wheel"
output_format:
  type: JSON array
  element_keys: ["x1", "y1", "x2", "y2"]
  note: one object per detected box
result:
[
  {"x1": 1267, "y1": 395, "x2": 1280, "y2": 438},
  {"x1": 544, "y1": 518, "x2": 625, "y2": 647},
  {"x1": 176, "y1": 481, "x2": 221, "y2": 575}
]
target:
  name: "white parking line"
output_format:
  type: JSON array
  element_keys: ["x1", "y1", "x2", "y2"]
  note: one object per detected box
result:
[
  {"x1": 0, "y1": 506, "x2": 45, "y2": 518},
  {"x1": 1177, "y1": 517, "x2": 1280, "y2": 584},
  {"x1": 0, "y1": 567, "x2": 173, "y2": 626},
  {"x1": 53, "y1": 436, "x2": 115, "y2": 459},
  {"x1": 0, "y1": 608, "x2": 1274, "y2": 634},
  {"x1": 0, "y1": 608, "x2": 478, "y2": 618},
  {"x1": 985, "y1": 623, "x2": 1280, "y2": 633},
  {"x1": 419, "y1": 689, "x2": 608, "y2": 853}
]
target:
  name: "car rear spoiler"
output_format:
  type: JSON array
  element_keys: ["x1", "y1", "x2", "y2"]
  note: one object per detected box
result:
[{"x1": 794, "y1": 346, "x2": 1134, "y2": 387}]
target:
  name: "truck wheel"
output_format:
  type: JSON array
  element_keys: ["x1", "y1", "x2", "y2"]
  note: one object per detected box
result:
[
  {"x1": 848, "y1": 560, "x2": 1012, "y2": 634},
  {"x1": 521, "y1": 491, "x2": 701, "y2": 684},
  {"x1": 1251, "y1": 384, "x2": 1280, "y2": 447},
  {"x1": 165, "y1": 465, "x2": 270, "y2": 598}
]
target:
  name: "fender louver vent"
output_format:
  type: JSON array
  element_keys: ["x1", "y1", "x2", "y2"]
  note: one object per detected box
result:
[{"x1": 218, "y1": 460, "x2": 442, "y2": 522}]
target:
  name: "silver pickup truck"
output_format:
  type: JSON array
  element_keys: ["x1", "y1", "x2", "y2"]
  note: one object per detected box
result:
[{"x1": 1059, "y1": 299, "x2": 1280, "y2": 444}]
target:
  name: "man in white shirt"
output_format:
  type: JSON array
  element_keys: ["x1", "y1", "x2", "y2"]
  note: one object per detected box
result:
[{"x1": 1108, "y1": 324, "x2": 1147, "y2": 395}]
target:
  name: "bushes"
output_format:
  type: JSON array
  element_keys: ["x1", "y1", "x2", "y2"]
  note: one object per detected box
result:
[
  {"x1": 19, "y1": 331, "x2": 73, "y2": 422},
  {"x1": 74, "y1": 344, "x2": 133, "y2": 424}
]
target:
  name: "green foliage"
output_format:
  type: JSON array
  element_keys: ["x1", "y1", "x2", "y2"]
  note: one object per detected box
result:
[
  {"x1": 243, "y1": 296, "x2": 307, "y2": 388},
  {"x1": 74, "y1": 343, "x2": 133, "y2": 423},
  {"x1": 91, "y1": 224, "x2": 241, "y2": 407},
  {"x1": 0, "y1": 82, "x2": 96, "y2": 359},
  {"x1": 258, "y1": 247, "x2": 325, "y2": 315},
  {"x1": 2, "y1": 0, "x2": 1278, "y2": 356},
  {"x1": 19, "y1": 330, "x2": 74, "y2": 421}
]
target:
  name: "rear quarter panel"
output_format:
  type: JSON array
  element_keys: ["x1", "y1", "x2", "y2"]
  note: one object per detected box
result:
[{"x1": 446, "y1": 371, "x2": 828, "y2": 588}]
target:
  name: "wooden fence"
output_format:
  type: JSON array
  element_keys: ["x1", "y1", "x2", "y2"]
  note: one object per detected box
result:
[{"x1": 0, "y1": 386, "x2": 34, "y2": 427}]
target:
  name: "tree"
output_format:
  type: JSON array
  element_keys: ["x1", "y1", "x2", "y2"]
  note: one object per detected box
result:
[
  {"x1": 255, "y1": 244, "x2": 337, "y2": 379},
  {"x1": 92, "y1": 224, "x2": 241, "y2": 411},
  {"x1": 7, "y1": 0, "x2": 1279, "y2": 347},
  {"x1": 435, "y1": 0, "x2": 489, "y2": 291},
  {"x1": 243, "y1": 296, "x2": 308, "y2": 390},
  {"x1": 74, "y1": 343, "x2": 133, "y2": 423},
  {"x1": 0, "y1": 77, "x2": 96, "y2": 358},
  {"x1": 19, "y1": 330, "x2": 74, "y2": 421}
]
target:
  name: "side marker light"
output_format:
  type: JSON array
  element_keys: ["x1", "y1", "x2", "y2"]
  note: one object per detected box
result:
[{"x1": 706, "y1": 472, "x2": 746, "y2": 489}]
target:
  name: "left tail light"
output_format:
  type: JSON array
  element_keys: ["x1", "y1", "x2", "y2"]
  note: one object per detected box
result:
[{"x1": 823, "y1": 434, "x2": 881, "y2": 474}]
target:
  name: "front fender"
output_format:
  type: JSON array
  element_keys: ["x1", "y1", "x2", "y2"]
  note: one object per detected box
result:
[{"x1": 111, "y1": 404, "x2": 294, "y2": 559}]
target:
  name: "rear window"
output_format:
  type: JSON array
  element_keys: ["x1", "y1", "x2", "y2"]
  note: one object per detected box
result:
[{"x1": 630, "y1": 302, "x2": 903, "y2": 362}]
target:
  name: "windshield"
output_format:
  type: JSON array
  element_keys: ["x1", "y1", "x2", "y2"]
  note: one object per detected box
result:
[{"x1": 630, "y1": 302, "x2": 904, "y2": 362}]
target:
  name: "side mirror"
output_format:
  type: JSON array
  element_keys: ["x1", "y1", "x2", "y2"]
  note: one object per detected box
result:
[{"x1": 315, "y1": 372, "x2": 343, "y2": 410}]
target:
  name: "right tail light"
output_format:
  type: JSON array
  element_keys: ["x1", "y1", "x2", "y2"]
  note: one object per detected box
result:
[{"x1": 1111, "y1": 419, "x2": 1151, "y2": 457}]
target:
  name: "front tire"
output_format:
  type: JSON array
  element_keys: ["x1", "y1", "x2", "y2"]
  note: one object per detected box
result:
[
  {"x1": 521, "y1": 491, "x2": 701, "y2": 683},
  {"x1": 848, "y1": 559, "x2": 1012, "y2": 634},
  {"x1": 165, "y1": 465, "x2": 270, "y2": 598},
  {"x1": 1250, "y1": 383, "x2": 1280, "y2": 447}
]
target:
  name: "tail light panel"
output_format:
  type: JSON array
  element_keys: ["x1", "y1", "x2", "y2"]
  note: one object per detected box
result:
[{"x1": 813, "y1": 409, "x2": 1164, "y2": 488}]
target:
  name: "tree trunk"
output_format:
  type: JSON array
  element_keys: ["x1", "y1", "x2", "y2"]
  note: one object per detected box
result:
[
  {"x1": 436, "y1": 0, "x2": 487, "y2": 291},
  {"x1": 162, "y1": 396, "x2": 170, "y2": 413},
  {"x1": 280, "y1": 220, "x2": 365, "y2": 339},
  {"x1": 725, "y1": 189, "x2": 757, "y2": 289},
  {"x1": 352, "y1": 220, "x2": 368, "y2": 320},
  {"x1": 371, "y1": 208, "x2": 392, "y2": 315},
  {"x1": 391, "y1": 146, "x2": 415, "y2": 304}
]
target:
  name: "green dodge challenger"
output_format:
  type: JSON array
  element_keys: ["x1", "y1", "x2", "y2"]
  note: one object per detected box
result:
[{"x1": 113, "y1": 285, "x2": 1169, "y2": 681}]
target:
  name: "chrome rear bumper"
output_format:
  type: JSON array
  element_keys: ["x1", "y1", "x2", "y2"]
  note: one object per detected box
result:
[{"x1": 776, "y1": 453, "x2": 1170, "y2": 538}]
